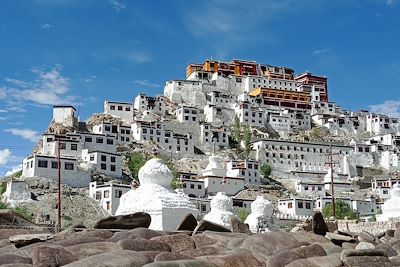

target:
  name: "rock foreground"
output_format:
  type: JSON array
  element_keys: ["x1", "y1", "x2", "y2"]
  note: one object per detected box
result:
[{"x1": 1, "y1": 212, "x2": 400, "y2": 266}]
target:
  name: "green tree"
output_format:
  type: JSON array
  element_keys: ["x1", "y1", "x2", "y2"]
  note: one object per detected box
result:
[
  {"x1": 233, "y1": 207, "x2": 249, "y2": 223},
  {"x1": 127, "y1": 153, "x2": 149, "y2": 181},
  {"x1": 0, "y1": 202, "x2": 7, "y2": 209},
  {"x1": 260, "y1": 163, "x2": 272, "y2": 178},
  {"x1": 233, "y1": 115, "x2": 241, "y2": 143},
  {"x1": 322, "y1": 200, "x2": 359, "y2": 220},
  {"x1": 242, "y1": 125, "x2": 252, "y2": 158}
]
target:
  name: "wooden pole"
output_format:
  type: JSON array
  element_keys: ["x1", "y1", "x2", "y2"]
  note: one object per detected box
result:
[{"x1": 57, "y1": 136, "x2": 61, "y2": 233}]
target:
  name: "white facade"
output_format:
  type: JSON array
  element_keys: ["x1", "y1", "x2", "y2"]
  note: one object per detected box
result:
[
  {"x1": 226, "y1": 160, "x2": 261, "y2": 185},
  {"x1": 52, "y1": 105, "x2": 78, "y2": 128},
  {"x1": 2, "y1": 181, "x2": 31, "y2": 207},
  {"x1": 367, "y1": 114, "x2": 399, "y2": 135},
  {"x1": 371, "y1": 177, "x2": 397, "y2": 201},
  {"x1": 200, "y1": 176, "x2": 244, "y2": 196},
  {"x1": 235, "y1": 102, "x2": 265, "y2": 127},
  {"x1": 134, "y1": 94, "x2": 166, "y2": 116},
  {"x1": 295, "y1": 180, "x2": 325, "y2": 198},
  {"x1": 92, "y1": 122, "x2": 131, "y2": 145},
  {"x1": 82, "y1": 150, "x2": 122, "y2": 177},
  {"x1": 89, "y1": 181, "x2": 131, "y2": 215},
  {"x1": 22, "y1": 155, "x2": 91, "y2": 187},
  {"x1": 199, "y1": 123, "x2": 229, "y2": 149},
  {"x1": 254, "y1": 139, "x2": 354, "y2": 174},
  {"x1": 278, "y1": 198, "x2": 314, "y2": 217},
  {"x1": 176, "y1": 106, "x2": 200, "y2": 124},
  {"x1": 182, "y1": 178, "x2": 205, "y2": 198},
  {"x1": 104, "y1": 100, "x2": 133, "y2": 123}
]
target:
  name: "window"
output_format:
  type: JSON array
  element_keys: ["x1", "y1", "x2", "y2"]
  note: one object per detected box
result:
[
  {"x1": 90, "y1": 155, "x2": 95, "y2": 161},
  {"x1": 51, "y1": 161, "x2": 58, "y2": 169},
  {"x1": 304, "y1": 185, "x2": 308, "y2": 190},
  {"x1": 60, "y1": 143, "x2": 66, "y2": 150},
  {"x1": 107, "y1": 139, "x2": 113, "y2": 145},
  {"x1": 121, "y1": 136, "x2": 125, "y2": 141},
  {"x1": 115, "y1": 190, "x2": 123, "y2": 198},
  {"x1": 110, "y1": 105, "x2": 115, "y2": 110},
  {"x1": 95, "y1": 191, "x2": 101, "y2": 200},
  {"x1": 101, "y1": 155, "x2": 107, "y2": 162},
  {"x1": 111, "y1": 156, "x2": 116, "y2": 163},
  {"x1": 190, "y1": 184, "x2": 195, "y2": 189},
  {"x1": 110, "y1": 165, "x2": 116, "y2": 172},
  {"x1": 201, "y1": 204, "x2": 206, "y2": 212},
  {"x1": 126, "y1": 107, "x2": 131, "y2": 111},
  {"x1": 104, "y1": 190, "x2": 109, "y2": 198},
  {"x1": 198, "y1": 185, "x2": 202, "y2": 189},
  {"x1": 105, "y1": 126, "x2": 111, "y2": 132},
  {"x1": 306, "y1": 202, "x2": 311, "y2": 209},
  {"x1": 65, "y1": 163, "x2": 74, "y2": 170},
  {"x1": 96, "y1": 138, "x2": 103, "y2": 144},
  {"x1": 85, "y1": 136, "x2": 92, "y2": 142},
  {"x1": 118, "y1": 106, "x2": 123, "y2": 111},
  {"x1": 298, "y1": 202, "x2": 304, "y2": 209},
  {"x1": 38, "y1": 160, "x2": 48, "y2": 168},
  {"x1": 101, "y1": 163, "x2": 106, "y2": 170},
  {"x1": 71, "y1": 144, "x2": 77, "y2": 151},
  {"x1": 288, "y1": 202, "x2": 293, "y2": 208}
]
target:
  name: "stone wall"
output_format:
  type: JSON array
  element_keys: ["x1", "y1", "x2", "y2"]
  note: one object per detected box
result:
[{"x1": 337, "y1": 219, "x2": 400, "y2": 235}]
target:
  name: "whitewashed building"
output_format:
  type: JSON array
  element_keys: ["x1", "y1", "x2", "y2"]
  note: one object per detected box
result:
[
  {"x1": 226, "y1": 160, "x2": 261, "y2": 185},
  {"x1": 2, "y1": 181, "x2": 31, "y2": 207},
  {"x1": 134, "y1": 94, "x2": 166, "y2": 116},
  {"x1": 366, "y1": 113, "x2": 399, "y2": 135},
  {"x1": 235, "y1": 102, "x2": 265, "y2": 127},
  {"x1": 295, "y1": 180, "x2": 325, "y2": 198},
  {"x1": 89, "y1": 181, "x2": 131, "y2": 215},
  {"x1": 92, "y1": 122, "x2": 131, "y2": 145},
  {"x1": 199, "y1": 123, "x2": 229, "y2": 149},
  {"x1": 176, "y1": 106, "x2": 201, "y2": 124},
  {"x1": 278, "y1": 197, "x2": 314, "y2": 217},
  {"x1": 104, "y1": 100, "x2": 134, "y2": 123},
  {"x1": 82, "y1": 150, "x2": 122, "y2": 177},
  {"x1": 52, "y1": 105, "x2": 78, "y2": 128}
]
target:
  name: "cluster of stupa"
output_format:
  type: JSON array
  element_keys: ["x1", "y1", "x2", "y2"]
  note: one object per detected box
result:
[{"x1": 116, "y1": 154, "x2": 274, "y2": 232}]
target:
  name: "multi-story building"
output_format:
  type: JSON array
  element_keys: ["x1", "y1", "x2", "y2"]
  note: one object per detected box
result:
[
  {"x1": 134, "y1": 94, "x2": 166, "y2": 116},
  {"x1": 92, "y1": 122, "x2": 131, "y2": 145},
  {"x1": 89, "y1": 181, "x2": 131, "y2": 215},
  {"x1": 176, "y1": 106, "x2": 201, "y2": 124},
  {"x1": 104, "y1": 100, "x2": 134, "y2": 123},
  {"x1": 226, "y1": 160, "x2": 261, "y2": 185},
  {"x1": 199, "y1": 123, "x2": 229, "y2": 149}
]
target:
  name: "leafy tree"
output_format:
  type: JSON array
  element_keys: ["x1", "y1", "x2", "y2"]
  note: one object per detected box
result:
[
  {"x1": 233, "y1": 115, "x2": 241, "y2": 143},
  {"x1": 242, "y1": 125, "x2": 252, "y2": 158},
  {"x1": 233, "y1": 207, "x2": 249, "y2": 223},
  {"x1": 260, "y1": 163, "x2": 272, "y2": 178},
  {"x1": 322, "y1": 200, "x2": 359, "y2": 220},
  {"x1": 127, "y1": 153, "x2": 149, "y2": 181},
  {"x1": 0, "y1": 202, "x2": 7, "y2": 209}
]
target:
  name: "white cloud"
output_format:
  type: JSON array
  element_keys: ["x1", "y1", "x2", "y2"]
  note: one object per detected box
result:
[
  {"x1": 4, "y1": 128, "x2": 40, "y2": 142},
  {"x1": 386, "y1": 0, "x2": 395, "y2": 6},
  {"x1": 40, "y1": 23, "x2": 54, "y2": 30},
  {"x1": 370, "y1": 100, "x2": 400, "y2": 118},
  {"x1": 3, "y1": 66, "x2": 81, "y2": 106},
  {"x1": 5, "y1": 164, "x2": 22, "y2": 176},
  {"x1": 132, "y1": 80, "x2": 160, "y2": 88},
  {"x1": 312, "y1": 47, "x2": 330, "y2": 56},
  {"x1": 0, "y1": 149, "x2": 12, "y2": 166},
  {"x1": 109, "y1": 0, "x2": 125, "y2": 11},
  {"x1": 125, "y1": 52, "x2": 152, "y2": 63},
  {"x1": 0, "y1": 88, "x2": 6, "y2": 99}
]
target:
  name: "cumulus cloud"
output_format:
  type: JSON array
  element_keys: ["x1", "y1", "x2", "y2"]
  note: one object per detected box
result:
[
  {"x1": 109, "y1": 0, "x2": 125, "y2": 11},
  {"x1": 2, "y1": 66, "x2": 81, "y2": 106},
  {"x1": 0, "y1": 149, "x2": 12, "y2": 166},
  {"x1": 132, "y1": 80, "x2": 160, "y2": 88},
  {"x1": 125, "y1": 52, "x2": 152, "y2": 63},
  {"x1": 4, "y1": 128, "x2": 40, "y2": 142},
  {"x1": 5, "y1": 164, "x2": 22, "y2": 176},
  {"x1": 40, "y1": 23, "x2": 54, "y2": 30},
  {"x1": 386, "y1": 0, "x2": 395, "y2": 6},
  {"x1": 370, "y1": 100, "x2": 400, "y2": 118}
]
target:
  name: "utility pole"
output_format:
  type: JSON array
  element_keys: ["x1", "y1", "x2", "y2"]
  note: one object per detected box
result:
[
  {"x1": 325, "y1": 145, "x2": 338, "y2": 219},
  {"x1": 56, "y1": 135, "x2": 61, "y2": 233}
]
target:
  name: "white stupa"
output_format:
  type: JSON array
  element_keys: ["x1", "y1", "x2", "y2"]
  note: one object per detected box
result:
[
  {"x1": 377, "y1": 183, "x2": 400, "y2": 222},
  {"x1": 202, "y1": 154, "x2": 226, "y2": 177},
  {"x1": 244, "y1": 196, "x2": 273, "y2": 233},
  {"x1": 203, "y1": 192, "x2": 237, "y2": 230},
  {"x1": 115, "y1": 157, "x2": 199, "y2": 231}
]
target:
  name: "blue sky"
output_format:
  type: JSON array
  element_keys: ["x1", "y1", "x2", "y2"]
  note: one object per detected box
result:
[{"x1": 0, "y1": 0, "x2": 400, "y2": 175}]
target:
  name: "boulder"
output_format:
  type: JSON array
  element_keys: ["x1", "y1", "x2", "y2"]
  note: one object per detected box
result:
[
  {"x1": 63, "y1": 250, "x2": 159, "y2": 267},
  {"x1": 356, "y1": 241, "x2": 376, "y2": 250},
  {"x1": 154, "y1": 252, "x2": 193, "y2": 261},
  {"x1": 325, "y1": 232, "x2": 356, "y2": 246},
  {"x1": 358, "y1": 231, "x2": 378, "y2": 244},
  {"x1": 241, "y1": 232, "x2": 298, "y2": 259},
  {"x1": 376, "y1": 243, "x2": 398, "y2": 257},
  {"x1": 201, "y1": 231, "x2": 249, "y2": 247},
  {"x1": 341, "y1": 248, "x2": 387, "y2": 260},
  {"x1": 343, "y1": 255, "x2": 391, "y2": 266},
  {"x1": 93, "y1": 212, "x2": 151, "y2": 229},
  {"x1": 312, "y1": 212, "x2": 329, "y2": 236},
  {"x1": 0, "y1": 229, "x2": 31, "y2": 240},
  {"x1": 315, "y1": 242, "x2": 343, "y2": 255},
  {"x1": 109, "y1": 228, "x2": 164, "y2": 242},
  {"x1": 181, "y1": 246, "x2": 228, "y2": 257},
  {"x1": 176, "y1": 213, "x2": 198, "y2": 231},
  {"x1": 151, "y1": 234, "x2": 195, "y2": 253},
  {"x1": 191, "y1": 234, "x2": 218, "y2": 248},
  {"x1": 267, "y1": 249, "x2": 303, "y2": 266},
  {"x1": 0, "y1": 253, "x2": 32, "y2": 265},
  {"x1": 285, "y1": 254, "x2": 342, "y2": 267},
  {"x1": 192, "y1": 220, "x2": 231, "y2": 235},
  {"x1": 385, "y1": 230, "x2": 395, "y2": 238},
  {"x1": 291, "y1": 243, "x2": 326, "y2": 258},
  {"x1": 341, "y1": 242, "x2": 357, "y2": 249},
  {"x1": 31, "y1": 245, "x2": 77, "y2": 267},
  {"x1": 292, "y1": 231, "x2": 330, "y2": 244},
  {"x1": 79, "y1": 229, "x2": 114, "y2": 239},
  {"x1": 230, "y1": 217, "x2": 251, "y2": 234},
  {"x1": 9, "y1": 233, "x2": 54, "y2": 247},
  {"x1": 143, "y1": 259, "x2": 217, "y2": 267},
  {"x1": 53, "y1": 236, "x2": 105, "y2": 247},
  {"x1": 65, "y1": 242, "x2": 122, "y2": 259},
  {"x1": 199, "y1": 250, "x2": 264, "y2": 267},
  {"x1": 117, "y1": 238, "x2": 171, "y2": 252},
  {"x1": 226, "y1": 237, "x2": 247, "y2": 250},
  {"x1": 0, "y1": 244, "x2": 17, "y2": 254}
]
